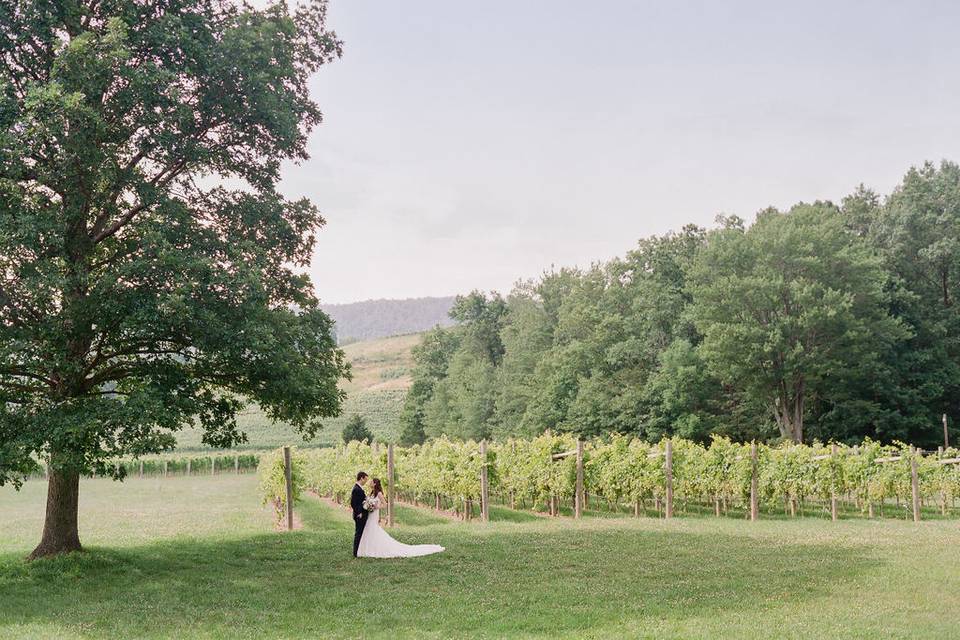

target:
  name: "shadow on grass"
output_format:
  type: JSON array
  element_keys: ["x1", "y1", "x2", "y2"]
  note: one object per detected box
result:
[
  {"x1": 390, "y1": 504, "x2": 452, "y2": 527},
  {"x1": 0, "y1": 500, "x2": 881, "y2": 640},
  {"x1": 309, "y1": 497, "x2": 454, "y2": 528},
  {"x1": 488, "y1": 504, "x2": 541, "y2": 523},
  {"x1": 376, "y1": 498, "x2": 543, "y2": 524}
]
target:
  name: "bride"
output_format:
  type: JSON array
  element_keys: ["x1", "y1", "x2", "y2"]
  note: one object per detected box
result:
[{"x1": 357, "y1": 478, "x2": 445, "y2": 558}]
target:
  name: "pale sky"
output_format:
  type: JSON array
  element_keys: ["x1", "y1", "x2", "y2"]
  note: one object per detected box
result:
[{"x1": 276, "y1": 0, "x2": 960, "y2": 304}]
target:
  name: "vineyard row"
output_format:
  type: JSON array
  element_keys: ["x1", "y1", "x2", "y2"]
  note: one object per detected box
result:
[
  {"x1": 259, "y1": 434, "x2": 960, "y2": 523},
  {"x1": 27, "y1": 453, "x2": 262, "y2": 479}
]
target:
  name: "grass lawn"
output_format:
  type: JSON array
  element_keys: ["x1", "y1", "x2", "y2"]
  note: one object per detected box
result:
[{"x1": 2, "y1": 475, "x2": 959, "y2": 639}]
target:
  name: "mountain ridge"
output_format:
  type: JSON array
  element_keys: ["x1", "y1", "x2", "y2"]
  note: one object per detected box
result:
[{"x1": 321, "y1": 295, "x2": 456, "y2": 343}]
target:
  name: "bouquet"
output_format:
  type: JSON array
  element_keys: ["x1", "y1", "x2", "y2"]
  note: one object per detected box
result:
[{"x1": 363, "y1": 496, "x2": 379, "y2": 512}]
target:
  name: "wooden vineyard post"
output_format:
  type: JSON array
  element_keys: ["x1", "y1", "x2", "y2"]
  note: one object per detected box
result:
[
  {"x1": 480, "y1": 440, "x2": 490, "y2": 522},
  {"x1": 283, "y1": 446, "x2": 294, "y2": 531},
  {"x1": 387, "y1": 444, "x2": 395, "y2": 527},
  {"x1": 575, "y1": 439, "x2": 584, "y2": 519},
  {"x1": 831, "y1": 443, "x2": 838, "y2": 522},
  {"x1": 139, "y1": 460, "x2": 144, "y2": 478},
  {"x1": 944, "y1": 414, "x2": 950, "y2": 450},
  {"x1": 235, "y1": 454, "x2": 240, "y2": 474},
  {"x1": 186, "y1": 458, "x2": 191, "y2": 476},
  {"x1": 750, "y1": 442, "x2": 758, "y2": 522},
  {"x1": 910, "y1": 446, "x2": 920, "y2": 523},
  {"x1": 939, "y1": 447, "x2": 947, "y2": 515},
  {"x1": 211, "y1": 456, "x2": 216, "y2": 476},
  {"x1": 664, "y1": 439, "x2": 673, "y2": 520},
  {"x1": 163, "y1": 460, "x2": 168, "y2": 477}
]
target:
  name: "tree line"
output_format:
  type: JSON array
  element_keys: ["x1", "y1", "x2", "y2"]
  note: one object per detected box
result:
[{"x1": 400, "y1": 162, "x2": 960, "y2": 448}]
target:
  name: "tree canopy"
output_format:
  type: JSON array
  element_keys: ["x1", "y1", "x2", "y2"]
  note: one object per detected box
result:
[{"x1": 688, "y1": 203, "x2": 908, "y2": 443}]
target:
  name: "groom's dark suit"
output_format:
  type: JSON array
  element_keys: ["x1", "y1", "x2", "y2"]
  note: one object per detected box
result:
[{"x1": 351, "y1": 483, "x2": 368, "y2": 557}]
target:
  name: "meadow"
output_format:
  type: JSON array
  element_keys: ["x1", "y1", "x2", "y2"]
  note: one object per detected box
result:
[{"x1": 2, "y1": 474, "x2": 959, "y2": 639}]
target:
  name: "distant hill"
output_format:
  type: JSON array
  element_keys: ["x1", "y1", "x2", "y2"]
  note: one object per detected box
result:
[
  {"x1": 321, "y1": 296, "x2": 456, "y2": 343},
  {"x1": 175, "y1": 333, "x2": 423, "y2": 450}
]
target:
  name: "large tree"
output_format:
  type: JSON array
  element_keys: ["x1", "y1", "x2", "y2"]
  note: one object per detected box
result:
[
  {"x1": 0, "y1": 0, "x2": 348, "y2": 558},
  {"x1": 414, "y1": 292, "x2": 506, "y2": 440},
  {"x1": 492, "y1": 287, "x2": 553, "y2": 438},
  {"x1": 689, "y1": 205, "x2": 908, "y2": 443},
  {"x1": 398, "y1": 326, "x2": 460, "y2": 445}
]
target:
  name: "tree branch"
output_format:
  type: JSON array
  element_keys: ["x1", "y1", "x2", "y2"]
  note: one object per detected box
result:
[
  {"x1": 0, "y1": 368, "x2": 55, "y2": 385},
  {"x1": 0, "y1": 378, "x2": 47, "y2": 394},
  {"x1": 90, "y1": 114, "x2": 228, "y2": 244}
]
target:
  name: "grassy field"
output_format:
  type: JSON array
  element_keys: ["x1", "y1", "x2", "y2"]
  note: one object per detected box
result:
[
  {"x1": 2, "y1": 475, "x2": 959, "y2": 639},
  {"x1": 174, "y1": 333, "x2": 420, "y2": 451}
]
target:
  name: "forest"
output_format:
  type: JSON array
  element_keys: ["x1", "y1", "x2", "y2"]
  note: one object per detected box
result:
[{"x1": 400, "y1": 162, "x2": 960, "y2": 448}]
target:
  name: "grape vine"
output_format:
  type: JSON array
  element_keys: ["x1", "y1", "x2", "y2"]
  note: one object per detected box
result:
[{"x1": 261, "y1": 435, "x2": 960, "y2": 520}]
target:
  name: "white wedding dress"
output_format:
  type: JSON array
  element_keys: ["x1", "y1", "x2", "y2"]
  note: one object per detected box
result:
[{"x1": 356, "y1": 497, "x2": 444, "y2": 558}]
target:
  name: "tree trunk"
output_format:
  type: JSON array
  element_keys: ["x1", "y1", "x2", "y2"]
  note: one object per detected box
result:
[
  {"x1": 774, "y1": 378, "x2": 805, "y2": 443},
  {"x1": 29, "y1": 467, "x2": 82, "y2": 559},
  {"x1": 943, "y1": 269, "x2": 950, "y2": 307},
  {"x1": 792, "y1": 383, "x2": 804, "y2": 443}
]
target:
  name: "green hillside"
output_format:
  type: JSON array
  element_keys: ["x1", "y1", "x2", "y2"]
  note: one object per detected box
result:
[{"x1": 174, "y1": 333, "x2": 421, "y2": 451}]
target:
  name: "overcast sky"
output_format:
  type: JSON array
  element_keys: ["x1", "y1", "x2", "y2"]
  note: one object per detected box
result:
[{"x1": 278, "y1": 0, "x2": 960, "y2": 304}]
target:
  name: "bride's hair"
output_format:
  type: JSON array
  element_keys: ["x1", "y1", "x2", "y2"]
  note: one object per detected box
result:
[{"x1": 371, "y1": 478, "x2": 384, "y2": 497}]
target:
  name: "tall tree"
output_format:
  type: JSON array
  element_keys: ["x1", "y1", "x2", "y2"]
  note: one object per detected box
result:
[
  {"x1": 870, "y1": 162, "x2": 960, "y2": 444},
  {"x1": 449, "y1": 291, "x2": 507, "y2": 365},
  {"x1": 412, "y1": 292, "x2": 505, "y2": 440},
  {"x1": 0, "y1": 0, "x2": 347, "y2": 558},
  {"x1": 642, "y1": 338, "x2": 720, "y2": 442},
  {"x1": 398, "y1": 327, "x2": 459, "y2": 445},
  {"x1": 689, "y1": 205, "x2": 908, "y2": 443},
  {"x1": 492, "y1": 287, "x2": 553, "y2": 438},
  {"x1": 424, "y1": 351, "x2": 496, "y2": 440}
]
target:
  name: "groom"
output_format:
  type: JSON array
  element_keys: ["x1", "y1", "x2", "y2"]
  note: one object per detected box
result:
[{"x1": 351, "y1": 471, "x2": 370, "y2": 557}]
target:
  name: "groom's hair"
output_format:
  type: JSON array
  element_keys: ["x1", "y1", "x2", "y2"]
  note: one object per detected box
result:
[{"x1": 356, "y1": 471, "x2": 368, "y2": 481}]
